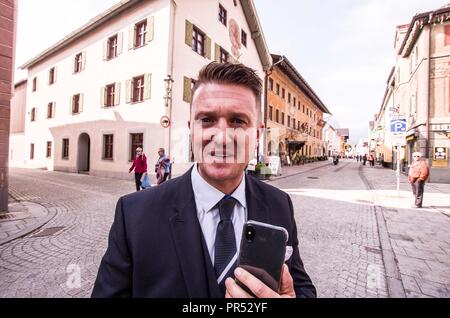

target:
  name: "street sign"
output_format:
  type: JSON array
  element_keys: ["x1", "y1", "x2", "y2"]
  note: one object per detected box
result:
[
  {"x1": 160, "y1": 116, "x2": 170, "y2": 128},
  {"x1": 390, "y1": 118, "x2": 406, "y2": 139},
  {"x1": 390, "y1": 118, "x2": 407, "y2": 133}
]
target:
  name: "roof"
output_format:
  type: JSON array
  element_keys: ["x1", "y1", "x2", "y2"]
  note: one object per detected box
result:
[
  {"x1": 336, "y1": 128, "x2": 349, "y2": 137},
  {"x1": 14, "y1": 79, "x2": 27, "y2": 88},
  {"x1": 398, "y1": 5, "x2": 450, "y2": 57},
  {"x1": 271, "y1": 54, "x2": 331, "y2": 115},
  {"x1": 20, "y1": 0, "x2": 272, "y2": 71}
]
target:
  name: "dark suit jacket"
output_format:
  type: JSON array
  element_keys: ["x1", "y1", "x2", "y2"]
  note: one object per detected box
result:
[{"x1": 92, "y1": 166, "x2": 316, "y2": 298}]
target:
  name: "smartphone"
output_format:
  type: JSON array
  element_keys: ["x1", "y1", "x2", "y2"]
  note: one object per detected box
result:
[{"x1": 236, "y1": 220, "x2": 289, "y2": 296}]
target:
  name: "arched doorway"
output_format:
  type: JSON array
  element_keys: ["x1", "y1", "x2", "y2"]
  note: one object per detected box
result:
[{"x1": 77, "y1": 133, "x2": 90, "y2": 173}]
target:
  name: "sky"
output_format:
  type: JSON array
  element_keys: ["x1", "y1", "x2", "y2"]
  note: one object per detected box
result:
[{"x1": 14, "y1": 0, "x2": 450, "y2": 144}]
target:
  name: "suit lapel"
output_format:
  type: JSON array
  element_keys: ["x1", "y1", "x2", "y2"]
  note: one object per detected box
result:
[
  {"x1": 168, "y1": 167, "x2": 210, "y2": 298},
  {"x1": 245, "y1": 175, "x2": 270, "y2": 224}
]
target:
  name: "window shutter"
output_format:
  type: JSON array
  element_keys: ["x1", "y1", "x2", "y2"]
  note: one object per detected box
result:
[
  {"x1": 80, "y1": 93, "x2": 84, "y2": 112},
  {"x1": 100, "y1": 87, "x2": 105, "y2": 107},
  {"x1": 214, "y1": 43, "x2": 220, "y2": 62},
  {"x1": 103, "y1": 39, "x2": 108, "y2": 60},
  {"x1": 205, "y1": 36, "x2": 211, "y2": 59},
  {"x1": 146, "y1": 16, "x2": 154, "y2": 44},
  {"x1": 117, "y1": 32, "x2": 123, "y2": 55},
  {"x1": 126, "y1": 79, "x2": 132, "y2": 103},
  {"x1": 53, "y1": 67, "x2": 57, "y2": 83},
  {"x1": 144, "y1": 73, "x2": 152, "y2": 100},
  {"x1": 81, "y1": 51, "x2": 86, "y2": 70},
  {"x1": 36, "y1": 77, "x2": 38, "y2": 90},
  {"x1": 185, "y1": 20, "x2": 193, "y2": 47},
  {"x1": 114, "y1": 82, "x2": 121, "y2": 106},
  {"x1": 183, "y1": 76, "x2": 192, "y2": 103},
  {"x1": 128, "y1": 25, "x2": 135, "y2": 50},
  {"x1": 70, "y1": 96, "x2": 73, "y2": 114}
]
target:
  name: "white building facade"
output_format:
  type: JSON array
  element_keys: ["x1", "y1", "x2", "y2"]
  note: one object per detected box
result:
[
  {"x1": 13, "y1": 0, "x2": 271, "y2": 179},
  {"x1": 323, "y1": 123, "x2": 340, "y2": 157}
]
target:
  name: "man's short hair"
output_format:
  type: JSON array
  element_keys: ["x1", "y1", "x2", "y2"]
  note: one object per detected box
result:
[
  {"x1": 413, "y1": 152, "x2": 422, "y2": 157},
  {"x1": 192, "y1": 62, "x2": 262, "y2": 107}
]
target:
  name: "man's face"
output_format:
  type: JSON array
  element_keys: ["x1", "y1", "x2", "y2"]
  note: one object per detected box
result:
[
  {"x1": 189, "y1": 83, "x2": 263, "y2": 184},
  {"x1": 413, "y1": 154, "x2": 421, "y2": 162}
]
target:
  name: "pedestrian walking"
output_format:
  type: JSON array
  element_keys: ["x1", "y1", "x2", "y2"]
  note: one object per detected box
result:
[
  {"x1": 362, "y1": 154, "x2": 367, "y2": 166},
  {"x1": 129, "y1": 147, "x2": 148, "y2": 192},
  {"x1": 155, "y1": 148, "x2": 170, "y2": 185},
  {"x1": 369, "y1": 153, "x2": 375, "y2": 167},
  {"x1": 408, "y1": 152, "x2": 430, "y2": 208}
]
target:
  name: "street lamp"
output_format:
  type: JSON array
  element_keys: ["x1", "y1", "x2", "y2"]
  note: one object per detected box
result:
[{"x1": 163, "y1": 75, "x2": 174, "y2": 108}]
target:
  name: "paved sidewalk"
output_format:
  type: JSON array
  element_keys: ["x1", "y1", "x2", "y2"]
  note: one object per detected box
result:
[
  {"x1": 267, "y1": 159, "x2": 332, "y2": 181},
  {"x1": 360, "y1": 164, "x2": 450, "y2": 298},
  {"x1": 0, "y1": 198, "x2": 56, "y2": 246}
]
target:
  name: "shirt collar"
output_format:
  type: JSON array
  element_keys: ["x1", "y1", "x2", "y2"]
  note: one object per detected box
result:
[{"x1": 191, "y1": 163, "x2": 247, "y2": 213}]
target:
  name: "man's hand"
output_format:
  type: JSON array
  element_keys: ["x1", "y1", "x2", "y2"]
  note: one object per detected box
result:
[{"x1": 225, "y1": 264, "x2": 295, "y2": 298}]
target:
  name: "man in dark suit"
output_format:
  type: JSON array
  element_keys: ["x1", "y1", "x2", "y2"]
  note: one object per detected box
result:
[{"x1": 92, "y1": 62, "x2": 316, "y2": 298}]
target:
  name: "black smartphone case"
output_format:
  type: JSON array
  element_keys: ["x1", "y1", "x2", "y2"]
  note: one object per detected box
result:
[{"x1": 236, "y1": 221, "x2": 288, "y2": 296}]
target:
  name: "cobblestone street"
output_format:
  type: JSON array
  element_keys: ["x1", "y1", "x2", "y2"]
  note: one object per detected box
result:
[{"x1": 0, "y1": 160, "x2": 449, "y2": 297}]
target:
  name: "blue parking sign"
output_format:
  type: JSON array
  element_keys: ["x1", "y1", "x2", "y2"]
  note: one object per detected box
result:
[{"x1": 390, "y1": 119, "x2": 406, "y2": 133}]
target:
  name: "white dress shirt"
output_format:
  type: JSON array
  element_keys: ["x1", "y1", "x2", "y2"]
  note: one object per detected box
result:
[{"x1": 191, "y1": 163, "x2": 247, "y2": 267}]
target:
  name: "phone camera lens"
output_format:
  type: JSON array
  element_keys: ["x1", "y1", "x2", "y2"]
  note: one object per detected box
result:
[{"x1": 246, "y1": 225, "x2": 255, "y2": 242}]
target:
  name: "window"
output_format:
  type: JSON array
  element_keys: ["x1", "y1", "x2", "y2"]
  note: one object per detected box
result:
[
  {"x1": 72, "y1": 94, "x2": 81, "y2": 114},
  {"x1": 130, "y1": 133, "x2": 143, "y2": 161},
  {"x1": 303, "y1": 105, "x2": 305, "y2": 113},
  {"x1": 293, "y1": 118, "x2": 296, "y2": 128},
  {"x1": 47, "y1": 102, "x2": 54, "y2": 119},
  {"x1": 103, "y1": 134, "x2": 114, "y2": 160},
  {"x1": 74, "y1": 53, "x2": 83, "y2": 73},
  {"x1": 219, "y1": 47, "x2": 228, "y2": 63},
  {"x1": 192, "y1": 27, "x2": 205, "y2": 56},
  {"x1": 132, "y1": 75, "x2": 145, "y2": 103},
  {"x1": 269, "y1": 106, "x2": 273, "y2": 121},
  {"x1": 241, "y1": 30, "x2": 247, "y2": 47},
  {"x1": 282, "y1": 112, "x2": 285, "y2": 125},
  {"x1": 269, "y1": 78, "x2": 273, "y2": 91},
  {"x1": 282, "y1": 88, "x2": 285, "y2": 99},
  {"x1": 298, "y1": 100, "x2": 300, "y2": 110},
  {"x1": 107, "y1": 34, "x2": 118, "y2": 59},
  {"x1": 135, "y1": 20, "x2": 147, "y2": 48},
  {"x1": 46, "y1": 141, "x2": 52, "y2": 158},
  {"x1": 32, "y1": 77, "x2": 37, "y2": 92},
  {"x1": 62, "y1": 139, "x2": 69, "y2": 159},
  {"x1": 445, "y1": 25, "x2": 450, "y2": 46},
  {"x1": 287, "y1": 115, "x2": 291, "y2": 127},
  {"x1": 293, "y1": 97, "x2": 296, "y2": 107},
  {"x1": 275, "y1": 109, "x2": 279, "y2": 123},
  {"x1": 31, "y1": 107, "x2": 36, "y2": 121},
  {"x1": 288, "y1": 93, "x2": 291, "y2": 103},
  {"x1": 105, "y1": 84, "x2": 115, "y2": 107},
  {"x1": 49, "y1": 68, "x2": 55, "y2": 85},
  {"x1": 298, "y1": 121, "x2": 301, "y2": 130},
  {"x1": 276, "y1": 83, "x2": 280, "y2": 95},
  {"x1": 30, "y1": 144, "x2": 34, "y2": 160},
  {"x1": 218, "y1": 4, "x2": 227, "y2": 26}
]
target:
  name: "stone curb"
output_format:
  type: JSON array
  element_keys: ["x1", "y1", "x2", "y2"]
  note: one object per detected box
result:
[
  {"x1": 0, "y1": 202, "x2": 57, "y2": 246},
  {"x1": 358, "y1": 165, "x2": 407, "y2": 298}
]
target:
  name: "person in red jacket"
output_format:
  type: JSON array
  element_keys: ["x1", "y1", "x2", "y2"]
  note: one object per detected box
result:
[
  {"x1": 408, "y1": 152, "x2": 430, "y2": 208},
  {"x1": 129, "y1": 147, "x2": 147, "y2": 191}
]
